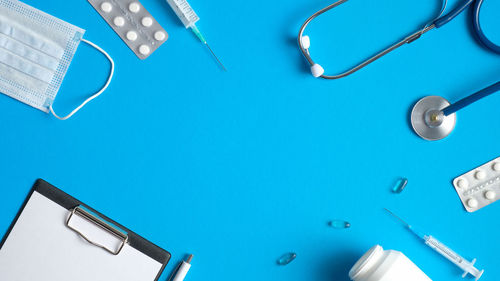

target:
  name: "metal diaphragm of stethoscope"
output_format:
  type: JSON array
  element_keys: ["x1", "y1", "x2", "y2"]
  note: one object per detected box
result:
[
  {"x1": 298, "y1": 0, "x2": 500, "y2": 140},
  {"x1": 410, "y1": 82, "x2": 500, "y2": 140}
]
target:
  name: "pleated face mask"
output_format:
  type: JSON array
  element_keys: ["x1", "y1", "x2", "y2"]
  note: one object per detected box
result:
[{"x1": 0, "y1": 0, "x2": 114, "y2": 120}]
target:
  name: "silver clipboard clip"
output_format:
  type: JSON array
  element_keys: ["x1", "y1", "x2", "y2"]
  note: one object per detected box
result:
[{"x1": 66, "y1": 206, "x2": 129, "y2": 255}]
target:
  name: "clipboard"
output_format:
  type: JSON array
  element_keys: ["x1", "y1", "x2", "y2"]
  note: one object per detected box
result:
[{"x1": 0, "y1": 179, "x2": 171, "y2": 281}]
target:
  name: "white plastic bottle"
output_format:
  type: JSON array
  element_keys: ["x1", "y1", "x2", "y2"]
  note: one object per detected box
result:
[{"x1": 349, "y1": 245, "x2": 432, "y2": 281}]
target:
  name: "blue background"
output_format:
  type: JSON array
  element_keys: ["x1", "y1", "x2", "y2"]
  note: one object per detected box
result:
[{"x1": 1, "y1": 0, "x2": 499, "y2": 280}]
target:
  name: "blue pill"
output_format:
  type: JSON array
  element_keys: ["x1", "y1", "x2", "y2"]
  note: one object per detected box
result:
[
  {"x1": 328, "y1": 220, "x2": 351, "y2": 229},
  {"x1": 277, "y1": 252, "x2": 296, "y2": 265},
  {"x1": 392, "y1": 178, "x2": 408, "y2": 193}
]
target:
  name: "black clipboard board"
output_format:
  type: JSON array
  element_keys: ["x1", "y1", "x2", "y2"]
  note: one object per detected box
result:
[{"x1": 0, "y1": 179, "x2": 170, "y2": 281}]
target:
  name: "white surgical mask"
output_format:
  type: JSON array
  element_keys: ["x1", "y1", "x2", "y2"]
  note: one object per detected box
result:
[{"x1": 0, "y1": 0, "x2": 114, "y2": 120}]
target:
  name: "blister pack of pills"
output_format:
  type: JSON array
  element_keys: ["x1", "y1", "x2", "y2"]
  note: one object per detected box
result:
[
  {"x1": 453, "y1": 156, "x2": 500, "y2": 212},
  {"x1": 88, "y1": 0, "x2": 168, "y2": 59}
]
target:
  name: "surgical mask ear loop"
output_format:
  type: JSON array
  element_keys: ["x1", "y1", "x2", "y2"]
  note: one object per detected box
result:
[{"x1": 49, "y1": 39, "x2": 114, "y2": 120}]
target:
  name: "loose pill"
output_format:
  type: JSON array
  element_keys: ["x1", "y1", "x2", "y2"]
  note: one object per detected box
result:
[
  {"x1": 138, "y1": 44, "x2": 150, "y2": 55},
  {"x1": 485, "y1": 190, "x2": 496, "y2": 200},
  {"x1": 475, "y1": 170, "x2": 486, "y2": 180},
  {"x1": 467, "y1": 198, "x2": 479, "y2": 208},
  {"x1": 113, "y1": 16, "x2": 125, "y2": 27},
  {"x1": 128, "y1": 2, "x2": 140, "y2": 13},
  {"x1": 493, "y1": 162, "x2": 500, "y2": 172},
  {"x1": 392, "y1": 177, "x2": 408, "y2": 193},
  {"x1": 141, "y1": 16, "x2": 153, "y2": 27},
  {"x1": 154, "y1": 30, "x2": 166, "y2": 41},
  {"x1": 100, "y1": 2, "x2": 112, "y2": 13},
  {"x1": 328, "y1": 220, "x2": 350, "y2": 229},
  {"x1": 456, "y1": 178, "x2": 468, "y2": 189},
  {"x1": 126, "y1": 31, "x2": 138, "y2": 41},
  {"x1": 277, "y1": 252, "x2": 296, "y2": 265}
]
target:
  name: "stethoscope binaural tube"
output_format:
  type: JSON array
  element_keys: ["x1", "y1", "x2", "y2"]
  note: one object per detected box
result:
[{"x1": 298, "y1": 0, "x2": 500, "y2": 79}]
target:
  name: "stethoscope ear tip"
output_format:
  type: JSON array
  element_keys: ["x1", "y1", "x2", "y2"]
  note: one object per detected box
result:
[
  {"x1": 311, "y1": 63, "x2": 324, "y2": 78},
  {"x1": 301, "y1": 35, "x2": 310, "y2": 49}
]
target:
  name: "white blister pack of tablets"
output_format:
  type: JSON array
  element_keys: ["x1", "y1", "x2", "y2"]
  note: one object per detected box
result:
[
  {"x1": 453, "y1": 156, "x2": 500, "y2": 212},
  {"x1": 88, "y1": 0, "x2": 168, "y2": 59}
]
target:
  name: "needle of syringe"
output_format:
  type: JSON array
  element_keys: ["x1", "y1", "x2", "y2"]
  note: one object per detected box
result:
[
  {"x1": 205, "y1": 43, "x2": 226, "y2": 71},
  {"x1": 383, "y1": 208, "x2": 410, "y2": 227},
  {"x1": 383, "y1": 208, "x2": 425, "y2": 238},
  {"x1": 190, "y1": 25, "x2": 226, "y2": 71}
]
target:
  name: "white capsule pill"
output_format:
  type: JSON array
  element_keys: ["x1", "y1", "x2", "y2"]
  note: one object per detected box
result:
[
  {"x1": 475, "y1": 170, "x2": 486, "y2": 180},
  {"x1": 141, "y1": 17, "x2": 153, "y2": 27},
  {"x1": 139, "y1": 44, "x2": 150, "y2": 55},
  {"x1": 113, "y1": 16, "x2": 125, "y2": 27},
  {"x1": 456, "y1": 178, "x2": 468, "y2": 189},
  {"x1": 467, "y1": 198, "x2": 479, "y2": 208},
  {"x1": 154, "y1": 31, "x2": 166, "y2": 41},
  {"x1": 126, "y1": 31, "x2": 138, "y2": 41},
  {"x1": 493, "y1": 162, "x2": 500, "y2": 171},
  {"x1": 100, "y1": 2, "x2": 112, "y2": 12},
  {"x1": 485, "y1": 190, "x2": 496, "y2": 200},
  {"x1": 129, "y1": 2, "x2": 140, "y2": 13}
]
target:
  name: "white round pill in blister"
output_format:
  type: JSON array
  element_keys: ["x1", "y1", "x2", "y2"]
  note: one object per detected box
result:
[
  {"x1": 485, "y1": 190, "x2": 496, "y2": 200},
  {"x1": 101, "y1": 2, "x2": 113, "y2": 13},
  {"x1": 475, "y1": 170, "x2": 486, "y2": 180},
  {"x1": 154, "y1": 31, "x2": 166, "y2": 41},
  {"x1": 129, "y1": 2, "x2": 140, "y2": 13},
  {"x1": 467, "y1": 198, "x2": 478, "y2": 208},
  {"x1": 493, "y1": 162, "x2": 500, "y2": 172},
  {"x1": 126, "y1": 31, "x2": 138, "y2": 41},
  {"x1": 139, "y1": 44, "x2": 150, "y2": 55},
  {"x1": 141, "y1": 17, "x2": 153, "y2": 27},
  {"x1": 456, "y1": 178, "x2": 468, "y2": 189},
  {"x1": 113, "y1": 16, "x2": 125, "y2": 27}
]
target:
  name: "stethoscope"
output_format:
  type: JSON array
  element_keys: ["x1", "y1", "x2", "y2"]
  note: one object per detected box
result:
[{"x1": 298, "y1": 0, "x2": 500, "y2": 140}]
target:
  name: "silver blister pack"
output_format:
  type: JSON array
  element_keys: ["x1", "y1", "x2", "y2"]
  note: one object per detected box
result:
[
  {"x1": 88, "y1": 0, "x2": 168, "y2": 59},
  {"x1": 453, "y1": 156, "x2": 500, "y2": 212}
]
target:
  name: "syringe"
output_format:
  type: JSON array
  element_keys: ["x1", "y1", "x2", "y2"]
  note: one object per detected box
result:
[
  {"x1": 165, "y1": 0, "x2": 226, "y2": 70},
  {"x1": 384, "y1": 208, "x2": 484, "y2": 280}
]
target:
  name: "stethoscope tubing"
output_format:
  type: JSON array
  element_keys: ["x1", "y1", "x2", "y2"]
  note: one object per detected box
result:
[
  {"x1": 434, "y1": 0, "x2": 474, "y2": 28},
  {"x1": 442, "y1": 80, "x2": 500, "y2": 116},
  {"x1": 471, "y1": 0, "x2": 500, "y2": 54},
  {"x1": 434, "y1": 0, "x2": 500, "y2": 54},
  {"x1": 434, "y1": 0, "x2": 500, "y2": 115}
]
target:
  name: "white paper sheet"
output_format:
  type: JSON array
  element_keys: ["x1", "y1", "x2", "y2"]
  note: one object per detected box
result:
[{"x1": 0, "y1": 191, "x2": 163, "y2": 281}]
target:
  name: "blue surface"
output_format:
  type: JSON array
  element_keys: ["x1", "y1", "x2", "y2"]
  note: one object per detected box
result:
[{"x1": 1, "y1": 0, "x2": 499, "y2": 280}]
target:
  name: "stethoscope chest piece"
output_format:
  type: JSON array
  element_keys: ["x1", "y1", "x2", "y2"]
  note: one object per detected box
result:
[{"x1": 411, "y1": 96, "x2": 456, "y2": 141}]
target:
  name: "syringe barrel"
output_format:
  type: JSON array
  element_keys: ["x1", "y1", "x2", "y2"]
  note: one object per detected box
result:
[
  {"x1": 424, "y1": 235, "x2": 465, "y2": 266},
  {"x1": 424, "y1": 235, "x2": 482, "y2": 279},
  {"x1": 166, "y1": 0, "x2": 199, "y2": 28}
]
